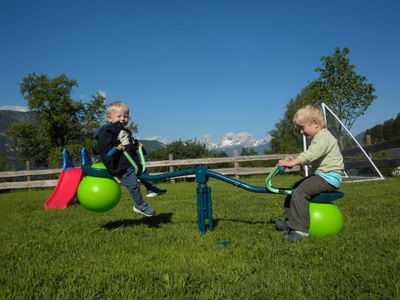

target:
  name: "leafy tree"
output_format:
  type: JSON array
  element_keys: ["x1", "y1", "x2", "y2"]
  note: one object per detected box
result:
[
  {"x1": 5, "y1": 121, "x2": 49, "y2": 164},
  {"x1": 269, "y1": 47, "x2": 376, "y2": 153},
  {"x1": 268, "y1": 82, "x2": 320, "y2": 153},
  {"x1": 314, "y1": 47, "x2": 376, "y2": 131},
  {"x1": 6, "y1": 73, "x2": 108, "y2": 167},
  {"x1": 240, "y1": 148, "x2": 257, "y2": 156},
  {"x1": 148, "y1": 140, "x2": 212, "y2": 161}
]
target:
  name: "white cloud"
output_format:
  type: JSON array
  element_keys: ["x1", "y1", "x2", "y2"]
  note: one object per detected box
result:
[{"x1": 0, "y1": 105, "x2": 29, "y2": 112}]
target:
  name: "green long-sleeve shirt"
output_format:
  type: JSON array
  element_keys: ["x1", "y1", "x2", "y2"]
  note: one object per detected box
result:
[{"x1": 298, "y1": 129, "x2": 344, "y2": 174}]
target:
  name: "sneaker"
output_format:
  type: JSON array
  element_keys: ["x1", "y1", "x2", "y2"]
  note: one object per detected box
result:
[
  {"x1": 282, "y1": 230, "x2": 309, "y2": 242},
  {"x1": 133, "y1": 202, "x2": 155, "y2": 217},
  {"x1": 146, "y1": 192, "x2": 158, "y2": 198},
  {"x1": 146, "y1": 186, "x2": 167, "y2": 198},
  {"x1": 275, "y1": 219, "x2": 289, "y2": 231}
]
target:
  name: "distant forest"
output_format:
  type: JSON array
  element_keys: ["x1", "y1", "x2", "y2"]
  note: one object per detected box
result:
[{"x1": 364, "y1": 113, "x2": 400, "y2": 144}]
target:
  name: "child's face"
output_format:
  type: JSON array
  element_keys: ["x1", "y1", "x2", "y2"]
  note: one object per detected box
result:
[
  {"x1": 296, "y1": 120, "x2": 321, "y2": 138},
  {"x1": 108, "y1": 108, "x2": 129, "y2": 125}
]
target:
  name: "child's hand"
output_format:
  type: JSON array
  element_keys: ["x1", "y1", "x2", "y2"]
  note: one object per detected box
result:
[
  {"x1": 277, "y1": 159, "x2": 290, "y2": 167},
  {"x1": 117, "y1": 144, "x2": 125, "y2": 151},
  {"x1": 277, "y1": 157, "x2": 300, "y2": 168}
]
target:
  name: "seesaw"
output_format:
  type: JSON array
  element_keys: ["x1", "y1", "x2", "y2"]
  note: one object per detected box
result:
[{"x1": 78, "y1": 147, "x2": 344, "y2": 236}]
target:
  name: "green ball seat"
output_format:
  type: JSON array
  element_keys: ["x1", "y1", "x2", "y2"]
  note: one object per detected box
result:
[
  {"x1": 309, "y1": 201, "x2": 344, "y2": 237},
  {"x1": 77, "y1": 163, "x2": 121, "y2": 212}
]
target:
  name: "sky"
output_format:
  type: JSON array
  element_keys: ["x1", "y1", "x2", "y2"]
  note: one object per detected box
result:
[{"x1": 0, "y1": 0, "x2": 399, "y2": 145}]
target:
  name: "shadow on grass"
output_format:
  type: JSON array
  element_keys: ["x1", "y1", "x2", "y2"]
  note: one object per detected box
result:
[
  {"x1": 102, "y1": 212, "x2": 174, "y2": 230},
  {"x1": 214, "y1": 218, "x2": 268, "y2": 225}
]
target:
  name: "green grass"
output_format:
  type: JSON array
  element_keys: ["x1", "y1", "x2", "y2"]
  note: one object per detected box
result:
[{"x1": 1, "y1": 175, "x2": 399, "y2": 299}]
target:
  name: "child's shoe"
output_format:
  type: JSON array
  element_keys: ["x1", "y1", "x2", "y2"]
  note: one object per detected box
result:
[
  {"x1": 146, "y1": 186, "x2": 167, "y2": 198},
  {"x1": 133, "y1": 202, "x2": 155, "y2": 217},
  {"x1": 275, "y1": 219, "x2": 289, "y2": 231},
  {"x1": 282, "y1": 230, "x2": 309, "y2": 242},
  {"x1": 146, "y1": 192, "x2": 158, "y2": 198}
]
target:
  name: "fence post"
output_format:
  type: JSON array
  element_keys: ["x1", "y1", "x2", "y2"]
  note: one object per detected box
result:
[
  {"x1": 233, "y1": 150, "x2": 240, "y2": 180},
  {"x1": 169, "y1": 153, "x2": 175, "y2": 183},
  {"x1": 365, "y1": 134, "x2": 372, "y2": 158},
  {"x1": 26, "y1": 161, "x2": 31, "y2": 182}
]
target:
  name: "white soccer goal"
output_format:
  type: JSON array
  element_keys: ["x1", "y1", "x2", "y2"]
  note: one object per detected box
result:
[{"x1": 302, "y1": 101, "x2": 385, "y2": 183}]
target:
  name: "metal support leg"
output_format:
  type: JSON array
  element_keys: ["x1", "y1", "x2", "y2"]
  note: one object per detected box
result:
[
  {"x1": 206, "y1": 185, "x2": 213, "y2": 231},
  {"x1": 196, "y1": 183, "x2": 213, "y2": 234}
]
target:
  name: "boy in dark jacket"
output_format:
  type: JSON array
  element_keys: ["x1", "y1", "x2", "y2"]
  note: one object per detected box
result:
[{"x1": 95, "y1": 101, "x2": 165, "y2": 217}]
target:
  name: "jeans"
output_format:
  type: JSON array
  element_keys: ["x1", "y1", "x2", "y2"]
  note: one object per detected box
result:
[
  {"x1": 119, "y1": 167, "x2": 143, "y2": 204},
  {"x1": 284, "y1": 175, "x2": 336, "y2": 232}
]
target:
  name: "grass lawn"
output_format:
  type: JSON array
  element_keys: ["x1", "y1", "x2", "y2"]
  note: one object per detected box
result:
[{"x1": 1, "y1": 175, "x2": 399, "y2": 299}]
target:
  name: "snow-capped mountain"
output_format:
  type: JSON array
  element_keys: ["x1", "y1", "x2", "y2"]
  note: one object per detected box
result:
[{"x1": 196, "y1": 132, "x2": 270, "y2": 155}]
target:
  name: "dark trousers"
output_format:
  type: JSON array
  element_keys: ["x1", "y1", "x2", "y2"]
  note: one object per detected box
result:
[
  {"x1": 119, "y1": 168, "x2": 158, "y2": 205},
  {"x1": 284, "y1": 175, "x2": 336, "y2": 232},
  {"x1": 119, "y1": 167, "x2": 143, "y2": 204}
]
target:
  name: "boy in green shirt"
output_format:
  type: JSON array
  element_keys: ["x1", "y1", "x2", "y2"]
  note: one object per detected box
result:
[{"x1": 276, "y1": 104, "x2": 344, "y2": 241}]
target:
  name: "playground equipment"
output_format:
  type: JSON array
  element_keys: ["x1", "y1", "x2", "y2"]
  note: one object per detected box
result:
[
  {"x1": 77, "y1": 163, "x2": 121, "y2": 212},
  {"x1": 44, "y1": 148, "x2": 121, "y2": 212},
  {"x1": 123, "y1": 150, "x2": 344, "y2": 235},
  {"x1": 309, "y1": 202, "x2": 344, "y2": 237},
  {"x1": 45, "y1": 147, "x2": 344, "y2": 236},
  {"x1": 43, "y1": 149, "x2": 83, "y2": 209}
]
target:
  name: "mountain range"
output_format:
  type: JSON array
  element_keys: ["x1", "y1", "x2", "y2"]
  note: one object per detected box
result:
[{"x1": 196, "y1": 132, "x2": 270, "y2": 156}]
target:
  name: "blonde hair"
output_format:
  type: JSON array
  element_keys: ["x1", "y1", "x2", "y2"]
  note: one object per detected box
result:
[
  {"x1": 293, "y1": 105, "x2": 325, "y2": 128},
  {"x1": 106, "y1": 101, "x2": 129, "y2": 117}
]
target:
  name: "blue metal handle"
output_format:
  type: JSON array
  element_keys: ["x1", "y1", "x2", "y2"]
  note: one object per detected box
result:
[
  {"x1": 277, "y1": 166, "x2": 286, "y2": 175},
  {"x1": 106, "y1": 147, "x2": 118, "y2": 158}
]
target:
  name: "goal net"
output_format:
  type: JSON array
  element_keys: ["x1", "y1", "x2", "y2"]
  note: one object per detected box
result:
[{"x1": 320, "y1": 102, "x2": 384, "y2": 182}]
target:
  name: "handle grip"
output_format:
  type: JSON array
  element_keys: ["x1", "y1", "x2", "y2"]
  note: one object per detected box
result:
[{"x1": 106, "y1": 147, "x2": 118, "y2": 158}]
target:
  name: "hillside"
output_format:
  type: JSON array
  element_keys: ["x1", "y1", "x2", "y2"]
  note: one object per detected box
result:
[
  {"x1": 0, "y1": 110, "x2": 35, "y2": 170},
  {"x1": 140, "y1": 139, "x2": 166, "y2": 153}
]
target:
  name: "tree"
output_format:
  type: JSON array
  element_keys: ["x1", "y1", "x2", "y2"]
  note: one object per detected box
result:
[
  {"x1": 240, "y1": 148, "x2": 257, "y2": 156},
  {"x1": 364, "y1": 113, "x2": 400, "y2": 144},
  {"x1": 6, "y1": 121, "x2": 48, "y2": 164},
  {"x1": 268, "y1": 82, "x2": 320, "y2": 153},
  {"x1": 269, "y1": 47, "x2": 376, "y2": 153},
  {"x1": 147, "y1": 140, "x2": 229, "y2": 171},
  {"x1": 314, "y1": 47, "x2": 376, "y2": 131},
  {"x1": 6, "y1": 73, "x2": 109, "y2": 167},
  {"x1": 148, "y1": 140, "x2": 213, "y2": 161}
]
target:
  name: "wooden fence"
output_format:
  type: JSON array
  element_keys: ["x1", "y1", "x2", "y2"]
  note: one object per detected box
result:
[
  {"x1": 0, "y1": 137, "x2": 398, "y2": 190},
  {"x1": 341, "y1": 138, "x2": 400, "y2": 169},
  {"x1": 0, "y1": 153, "x2": 297, "y2": 190}
]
